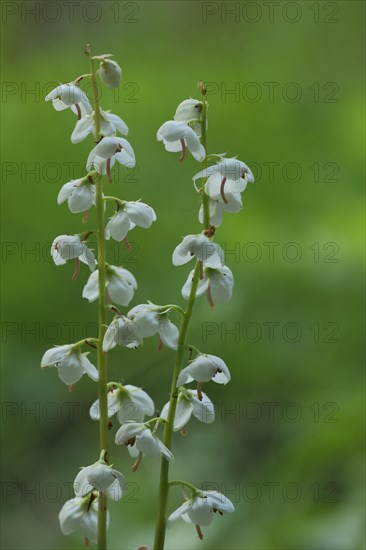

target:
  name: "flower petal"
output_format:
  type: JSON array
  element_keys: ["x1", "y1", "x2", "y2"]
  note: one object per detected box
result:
[
  {"x1": 82, "y1": 271, "x2": 99, "y2": 302},
  {"x1": 59, "y1": 498, "x2": 84, "y2": 535},
  {"x1": 125, "y1": 201, "x2": 156, "y2": 229},
  {"x1": 105, "y1": 210, "x2": 130, "y2": 242},
  {"x1": 159, "y1": 318, "x2": 179, "y2": 350},
  {"x1": 167, "y1": 500, "x2": 192, "y2": 526},
  {"x1": 41, "y1": 345, "x2": 70, "y2": 368},
  {"x1": 71, "y1": 116, "x2": 94, "y2": 144},
  {"x1": 115, "y1": 422, "x2": 145, "y2": 445}
]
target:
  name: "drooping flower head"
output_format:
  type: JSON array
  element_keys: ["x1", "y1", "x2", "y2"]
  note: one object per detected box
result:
[
  {"x1": 193, "y1": 157, "x2": 254, "y2": 204},
  {"x1": 57, "y1": 176, "x2": 96, "y2": 214},
  {"x1": 115, "y1": 421, "x2": 173, "y2": 471},
  {"x1": 90, "y1": 384, "x2": 154, "y2": 425},
  {"x1": 83, "y1": 265, "x2": 137, "y2": 306},
  {"x1": 168, "y1": 490, "x2": 234, "y2": 540},
  {"x1": 74, "y1": 461, "x2": 124, "y2": 501},
  {"x1": 157, "y1": 121, "x2": 205, "y2": 162},
  {"x1": 160, "y1": 388, "x2": 215, "y2": 431},
  {"x1": 177, "y1": 354, "x2": 231, "y2": 386},
  {"x1": 174, "y1": 98, "x2": 204, "y2": 136},
  {"x1": 172, "y1": 234, "x2": 224, "y2": 269},
  {"x1": 105, "y1": 201, "x2": 156, "y2": 242},
  {"x1": 87, "y1": 137, "x2": 135, "y2": 183},
  {"x1": 51, "y1": 234, "x2": 96, "y2": 279},
  {"x1": 182, "y1": 265, "x2": 234, "y2": 307},
  {"x1": 95, "y1": 55, "x2": 122, "y2": 88},
  {"x1": 41, "y1": 343, "x2": 98, "y2": 387},
  {"x1": 45, "y1": 83, "x2": 92, "y2": 118},
  {"x1": 102, "y1": 303, "x2": 179, "y2": 351},
  {"x1": 59, "y1": 494, "x2": 108, "y2": 544},
  {"x1": 71, "y1": 108, "x2": 128, "y2": 144}
]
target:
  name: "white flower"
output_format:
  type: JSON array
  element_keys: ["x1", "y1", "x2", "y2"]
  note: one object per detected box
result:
[
  {"x1": 59, "y1": 496, "x2": 107, "y2": 544},
  {"x1": 128, "y1": 303, "x2": 179, "y2": 350},
  {"x1": 177, "y1": 354, "x2": 231, "y2": 386},
  {"x1": 51, "y1": 235, "x2": 96, "y2": 273},
  {"x1": 174, "y1": 98, "x2": 204, "y2": 136},
  {"x1": 172, "y1": 234, "x2": 224, "y2": 268},
  {"x1": 103, "y1": 304, "x2": 179, "y2": 352},
  {"x1": 105, "y1": 201, "x2": 156, "y2": 242},
  {"x1": 174, "y1": 98, "x2": 203, "y2": 123},
  {"x1": 103, "y1": 315, "x2": 142, "y2": 351},
  {"x1": 90, "y1": 384, "x2": 154, "y2": 425},
  {"x1": 41, "y1": 344, "x2": 98, "y2": 385},
  {"x1": 45, "y1": 83, "x2": 92, "y2": 117},
  {"x1": 74, "y1": 462, "x2": 124, "y2": 501},
  {"x1": 193, "y1": 158, "x2": 254, "y2": 204},
  {"x1": 204, "y1": 173, "x2": 245, "y2": 209},
  {"x1": 182, "y1": 265, "x2": 234, "y2": 306},
  {"x1": 168, "y1": 490, "x2": 234, "y2": 538},
  {"x1": 160, "y1": 389, "x2": 214, "y2": 431},
  {"x1": 87, "y1": 136, "x2": 136, "y2": 182},
  {"x1": 71, "y1": 108, "x2": 128, "y2": 144},
  {"x1": 57, "y1": 177, "x2": 96, "y2": 213},
  {"x1": 115, "y1": 422, "x2": 173, "y2": 465},
  {"x1": 98, "y1": 58, "x2": 122, "y2": 88},
  {"x1": 83, "y1": 265, "x2": 137, "y2": 306},
  {"x1": 157, "y1": 121, "x2": 205, "y2": 162}
]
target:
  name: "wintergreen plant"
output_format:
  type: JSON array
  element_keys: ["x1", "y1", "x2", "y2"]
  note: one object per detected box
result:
[{"x1": 41, "y1": 47, "x2": 253, "y2": 550}]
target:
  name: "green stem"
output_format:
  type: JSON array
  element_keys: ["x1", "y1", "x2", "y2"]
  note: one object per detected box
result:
[
  {"x1": 201, "y1": 98, "x2": 210, "y2": 229},
  {"x1": 153, "y1": 261, "x2": 201, "y2": 550},
  {"x1": 89, "y1": 48, "x2": 108, "y2": 550},
  {"x1": 168, "y1": 480, "x2": 199, "y2": 494},
  {"x1": 153, "y1": 90, "x2": 209, "y2": 550}
]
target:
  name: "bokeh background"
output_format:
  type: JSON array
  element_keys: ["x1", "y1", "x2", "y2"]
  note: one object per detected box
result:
[{"x1": 1, "y1": 1, "x2": 365, "y2": 549}]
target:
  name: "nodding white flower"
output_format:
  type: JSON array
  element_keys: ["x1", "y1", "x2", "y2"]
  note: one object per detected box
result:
[
  {"x1": 128, "y1": 303, "x2": 179, "y2": 350},
  {"x1": 51, "y1": 235, "x2": 96, "y2": 276},
  {"x1": 71, "y1": 108, "x2": 128, "y2": 144},
  {"x1": 45, "y1": 83, "x2": 92, "y2": 118},
  {"x1": 204, "y1": 173, "x2": 245, "y2": 210},
  {"x1": 87, "y1": 137, "x2": 136, "y2": 182},
  {"x1": 90, "y1": 384, "x2": 155, "y2": 425},
  {"x1": 172, "y1": 234, "x2": 224, "y2": 268},
  {"x1": 57, "y1": 177, "x2": 96, "y2": 213},
  {"x1": 182, "y1": 265, "x2": 234, "y2": 306},
  {"x1": 41, "y1": 344, "x2": 98, "y2": 386},
  {"x1": 160, "y1": 388, "x2": 215, "y2": 431},
  {"x1": 105, "y1": 201, "x2": 157, "y2": 242},
  {"x1": 177, "y1": 354, "x2": 231, "y2": 386},
  {"x1": 73, "y1": 462, "x2": 124, "y2": 501},
  {"x1": 98, "y1": 58, "x2": 122, "y2": 88},
  {"x1": 174, "y1": 98, "x2": 204, "y2": 136},
  {"x1": 168, "y1": 490, "x2": 234, "y2": 539},
  {"x1": 103, "y1": 315, "x2": 142, "y2": 351},
  {"x1": 193, "y1": 158, "x2": 254, "y2": 204},
  {"x1": 59, "y1": 495, "x2": 107, "y2": 544},
  {"x1": 174, "y1": 98, "x2": 203, "y2": 123},
  {"x1": 83, "y1": 265, "x2": 137, "y2": 306},
  {"x1": 157, "y1": 121, "x2": 205, "y2": 162},
  {"x1": 115, "y1": 422, "x2": 173, "y2": 470}
]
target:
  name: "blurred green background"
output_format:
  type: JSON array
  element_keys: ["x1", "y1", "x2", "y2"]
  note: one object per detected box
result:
[{"x1": 1, "y1": 1, "x2": 365, "y2": 549}]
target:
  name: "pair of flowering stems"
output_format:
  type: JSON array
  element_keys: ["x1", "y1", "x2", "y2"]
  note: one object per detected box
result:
[{"x1": 42, "y1": 45, "x2": 254, "y2": 550}]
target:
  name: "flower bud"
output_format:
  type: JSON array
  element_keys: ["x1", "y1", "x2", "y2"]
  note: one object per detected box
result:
[{"x1": 99, "y1": 59, "x2": 122, "y2": 88}]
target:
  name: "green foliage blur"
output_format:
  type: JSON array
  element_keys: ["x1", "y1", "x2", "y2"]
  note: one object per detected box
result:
[{"x1": 1, "y1": 1, "x2": 364, "y2": 549}]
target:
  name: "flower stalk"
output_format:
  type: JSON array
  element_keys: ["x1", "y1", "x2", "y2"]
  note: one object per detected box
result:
[
  {"x1": 88, "y1": 47, "x2": 108, "y2": 550},
  {"x1": 153, "y1": 90, "x2": 209, "y2": 550}
]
